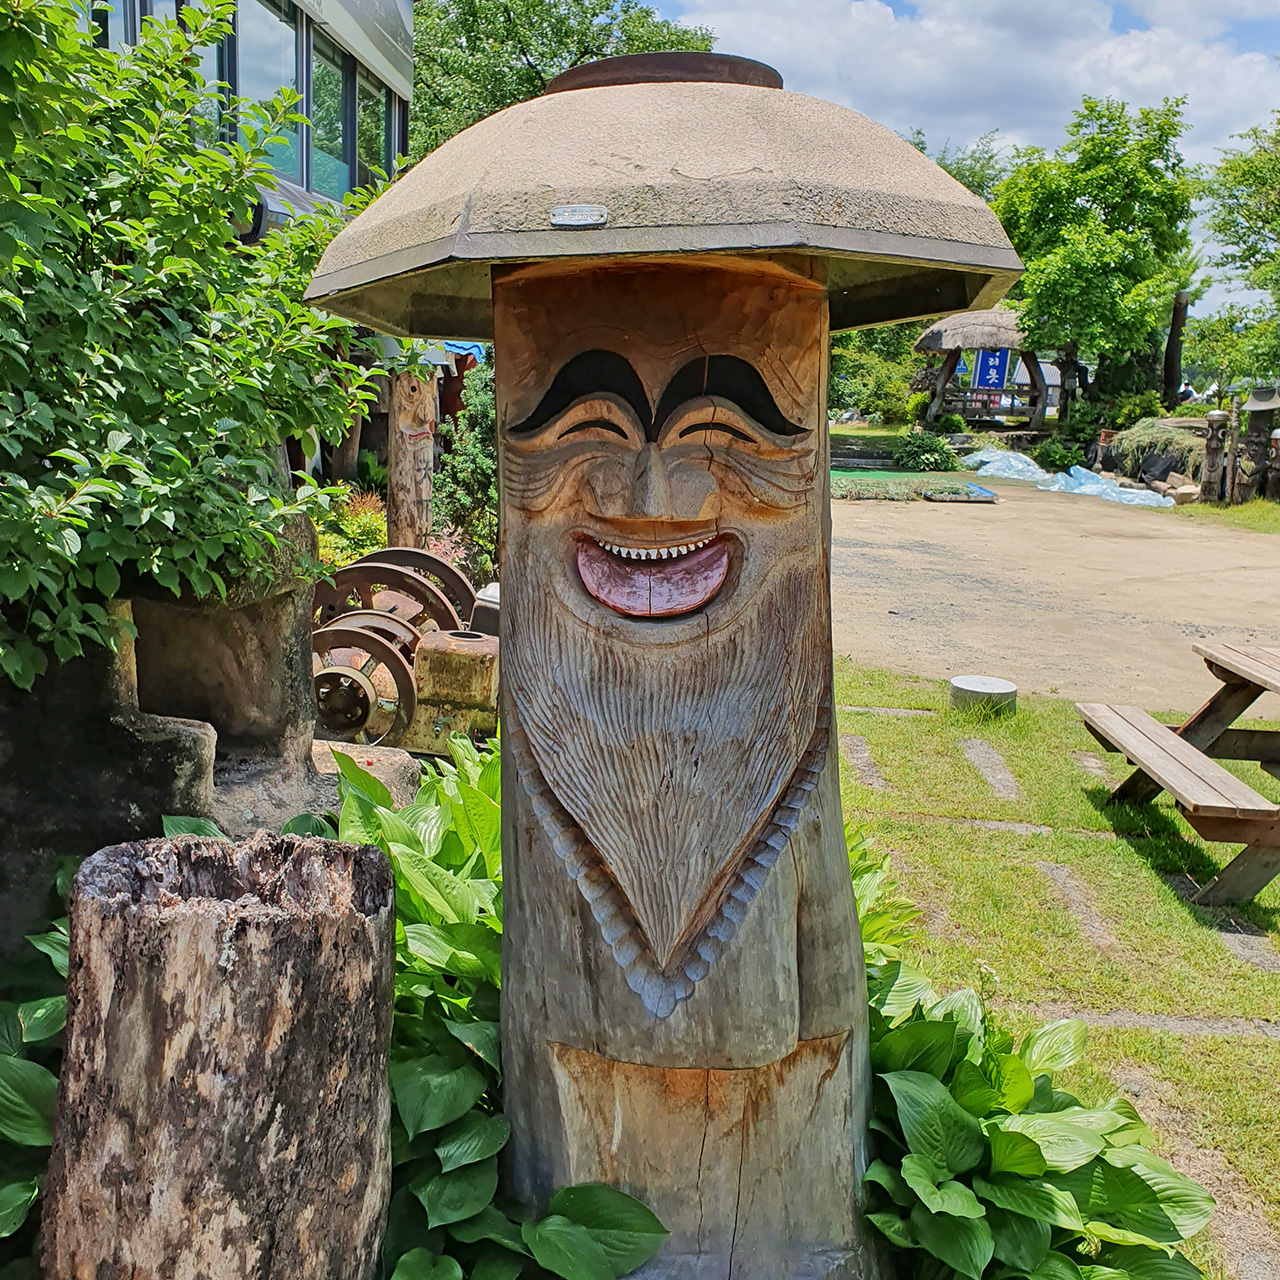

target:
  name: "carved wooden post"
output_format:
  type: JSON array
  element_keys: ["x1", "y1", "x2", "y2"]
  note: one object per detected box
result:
[
  {"x1": 304, "y1": 48, "x2": 1024, "y2": 1280},
  {"x1": 1268, "y1": 429, "x2": 1280, "y2": 502},
  {"x1": 494, "y1": 256, "x2": 879, "y2": 1276},
  {"x1": 42, "y1": 833, "x2": 395, "y2": 1279},
  {"x1": 1201, "y1": 410, "x2": 1228, "y2": 502},
  {"x1": 1227, "y1": 397, "x2": 1242, "y2": 504},
  {"x1": 387, "y1": 370, "x2": 437, "y2": 547}
]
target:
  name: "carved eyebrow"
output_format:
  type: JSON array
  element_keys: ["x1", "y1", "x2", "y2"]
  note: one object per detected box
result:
[
  {"x1": 652, "y1": 356, "x2": 804, "y2": 440},
  {"x1": 508, "y1": 350, "x2": 651, "y2": 436}
]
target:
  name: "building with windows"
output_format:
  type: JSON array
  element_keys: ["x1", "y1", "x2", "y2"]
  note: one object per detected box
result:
[{"x1": 87, "y1": 0, "x2": 413, "y2": 222}]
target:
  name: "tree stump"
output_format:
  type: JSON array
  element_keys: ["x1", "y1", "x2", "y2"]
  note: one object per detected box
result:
[{"x1": 42, "y1": 832, "x2": 395, "y2": 1280}]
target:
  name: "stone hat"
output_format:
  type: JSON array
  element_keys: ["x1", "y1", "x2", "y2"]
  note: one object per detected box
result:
[
  {"x1": 1241, "y1": 385, "x2": 1280, "y2": 412},
  {"x1": 305, "y1": 52, "x2": 1022, "y2": 339}
]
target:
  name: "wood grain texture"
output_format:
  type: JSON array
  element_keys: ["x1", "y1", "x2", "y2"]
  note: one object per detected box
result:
[
  {"x1": 494, "y1": 258, "x2": 880, "y2": 1276},
  {"x1": 42, "y1": 834, "x2": 395, "y2": 1280},
  {"x1": 387, "y1": 370, "x2": 436, "y2": 548}
]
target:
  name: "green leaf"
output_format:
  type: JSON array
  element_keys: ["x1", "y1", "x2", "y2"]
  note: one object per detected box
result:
[
  {"x1": 94, "y1": 560, "x2": 120, "y2": 597},
  {"x1": 868, "y1": 1210, "x2": 917, "y2": 1247},
  {"x1": 871, "y1": 1019, "x2": 956, "y2": 1079},
  {"x1": 435, "y1": 1111, "x2": 511, "y2": 1172},
  {"x1": 471, "y1": 1250, "x2": 525, "y2": 1280},
  {"x1": 389, "y1": 1249, "x2": 464, "y2": 1280},
  {"x1": 280, "y1": 813, "x2": 337, "y2": 838},
  {"x1": 415, "y1": 1156, "x2": 499, "y2": 1228},
  {"x1": 331, "y1": 748, "x2": 394, "y2": 808},
  {"x1": 988, "y1": 1204, "x2": 1051, "y2": 1270},
  {"x1": 18, "y1": 996, "x2": 66, "y2": 1043},
  {"x1": 339, "y1": 787, "x2": 385, "y2": 847},
  {"x1": 1100, "y1": 1246, "x2": 1204, "y2": 1279},
  {"x1": 520, "y1": 1215, "x2": 613, "y2": 1280},
  {"x1": 989, "y1": 1126, "x2": 1048, "y2": 1177},
  {"x1": 909, "y1": 1203, "x2": 995, "y2": 1280},
  {"x1": 0, "y1": 1055, "x2": 57, "y2": 1146},
  {"x1": 900, "y1": 1154, "x2": 986, "y2": 1218},
  {"x1": 0, "y1": 1180, "x2": 39, "y2": 1239},
  {"x1": 446, "y1": 1205, "x2": 530, "y2": 1256},
  {"x1": 391, "y1": 1055, "x2": 488, "y2": 1139},
  {"x1": 548, "y1": 1183, "x2": 671, "y2": 1274},
  {"x1": 864, "y1": 1158, "x2": 914, "y2": 1208},
  {"x1": 382, "y1": 1185, "x2": 442, "y2": 1275},
  {"x1": 1097, "y1": 1146, "x2": 1215, "y2": 1242},
  {"x1": 1000, "y1": 1113, "x2": 1106, "y2": 1172},
  {"x1": 161, "y1": 815, "x2": 225, "y2": 838},
  {"x1": 972, "y1": 1175, "x2": 1086, "y2": 1230},
  {"x1": 456, "y1": 783, "x2": 501, "y2": 876},
  {"x1": 1032, "y1": 1253, "x2": 1085, "y2": 1280},
  {"x1": 882, "y1": 1070, "x2": 986, "y2": 1175},
  {"x1": 393, "y1": 845, "x2": 481, "y2": 925},
  {"x1": 951, "y1": 1059, "x2": 1000, "y2": 1117},
  {"x1": 868, "y1": 961, "x2": 935, "y2": 1019},
  {"x1": 985, "y1": 1052, "x2": 1036, "y2": 1114},
  {"x1": 25, "y1": 931, "x2": 68, "y2": 978},
  {"x1": 0, "y1": 1006, "x2": 21, "y2": 1057},
  {"x1": 1020, "y1": 1019, "x2": 1087, "y2": 1076},
  {"x1": 476, "y1": 752, "x2": 501, "y2": 801},
  {"x1": 444, "y1": 1018, "x2": 501, "y2": 1072}
]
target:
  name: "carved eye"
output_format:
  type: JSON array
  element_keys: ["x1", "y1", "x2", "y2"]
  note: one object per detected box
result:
[
  {"x1": 559, "y1": 420, "x2": 628, "y2": 439},
  {"x1": 678, "y1": 422, "x2": 755, "y2": 443}
]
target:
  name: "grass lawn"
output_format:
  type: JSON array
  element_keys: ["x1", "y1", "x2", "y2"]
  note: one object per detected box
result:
[
  {"x1": 829, "y1": 423, "x2": 904, "y2": 452},
  {"x1": 835, "y1": 661, "x2": 1280, "y2": 1272},
  {"x1": 1171, "y1": 498, "x2": 1280, "y2": 535}
]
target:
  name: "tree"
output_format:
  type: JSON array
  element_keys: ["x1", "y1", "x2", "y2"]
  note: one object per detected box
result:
[
  {"x1": 0, "y1": 0, "x2": 377, "y2": 689},
  {"x1": 908, "y1": 128, "x2": 1010, "y2": 203},
  {"x1": 828, "y1": 322, "x2": 928, "y2": 422},
  {"x1": 1207, "y1": 112, "x2": 1280, "y2": 303},
  {"x1": 992, "y1": 96, "x2": 1197, "y2": 419},
  {"x1": 1185, "y1": 306, "x2": 1280, "y2": 406},
  {"x1": 410, "y1": 0, "x2": 715, "y2": 155}
]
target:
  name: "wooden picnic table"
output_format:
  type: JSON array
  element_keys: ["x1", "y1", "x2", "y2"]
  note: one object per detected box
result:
[{"x1": 1078, "y1": 643, "x2": 1280, "y2": 905}]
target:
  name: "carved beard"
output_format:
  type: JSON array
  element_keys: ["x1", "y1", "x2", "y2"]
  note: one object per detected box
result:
[{"x1": 504, "y1": 537, "x2": 828, "y2": 981}]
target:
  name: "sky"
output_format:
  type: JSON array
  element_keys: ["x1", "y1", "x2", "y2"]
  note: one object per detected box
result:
[{"x1": 660, "y1": 0, "x2": 1280, "y2": 310}]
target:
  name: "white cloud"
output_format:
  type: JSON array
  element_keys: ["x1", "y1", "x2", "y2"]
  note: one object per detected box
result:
[{"x1": 665, "y1": 0, "x2": 1280, "y2": 304}]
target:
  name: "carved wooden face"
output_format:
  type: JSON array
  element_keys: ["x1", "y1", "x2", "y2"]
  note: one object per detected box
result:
[{"x1": 495, "y1": 260, "x2": 831, "y2": 1015}]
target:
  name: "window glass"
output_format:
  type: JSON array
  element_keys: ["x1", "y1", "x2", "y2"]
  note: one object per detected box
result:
[
  {"x1": 310, "y1": 32, "x2": 349, "y2": 199},
  {"x1": 148, "y1": 0, "x2": 177, "y2": 22},
  {"x1": 355, "y1": 69, "x2": 387, "y2": 189},
  {"x1": 94, "y1": 0, "x2": 129, "y2": 48},
  {"x1": 237, "y1": 0, "x2": 300, "y2": 180}
]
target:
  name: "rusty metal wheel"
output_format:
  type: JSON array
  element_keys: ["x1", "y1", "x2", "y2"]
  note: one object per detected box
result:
[
  {"x1": 313, "y1": 625, "x2": 418, "y2": 747},
  {"x1": 313, "y1": 562, "x2": 461, "y2": 633},
  {"x1": 329, "y1": 609, "x2": 424, "y2": 661},
  {"x1": 352, "y1": 548, "x2": 477, "y2": 620}
]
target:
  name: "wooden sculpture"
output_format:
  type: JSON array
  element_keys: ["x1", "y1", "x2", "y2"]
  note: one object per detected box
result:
[
  {"x1": 496, "y1": 256, "x2": 880, "y2": 1278},
  {"x1": 1200, "y1": 410, "x2": 1229, "y2": 503}
]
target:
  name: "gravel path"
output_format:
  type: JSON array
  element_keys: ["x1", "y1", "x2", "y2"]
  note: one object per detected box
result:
[{"x1": 830, "y1": 480, "x2": 1280, "y2": 715}]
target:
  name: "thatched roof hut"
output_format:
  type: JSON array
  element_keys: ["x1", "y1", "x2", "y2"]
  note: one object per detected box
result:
[
  {"x1": 914, "y1": 307, "x2": 1026, "y2": 355},
  {"x1": 912, "y1": 306, "x2": 1047, "y2": 432}
]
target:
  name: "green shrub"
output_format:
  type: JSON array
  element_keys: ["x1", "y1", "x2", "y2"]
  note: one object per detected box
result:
[
  {"x1": 1033, "y1": 438, "x2": 1086, "y2": 473},
  {"x1": 906, "y1": 392, "x2": 931, "y2": 425},
  {"x1": 1059, "y1": 398, "x2": 1108, "y2": 446},
  {"x1": 1170, "y1": 403, "x2": 1209, "y2": 418},
  {"x1": 847, "y1": 824, "x2": 921, "y2": 965},
  {"x1": 967, "y1": 432, "x2": 1010, "y2": 452},
  {"x1": 892, "y1": 432, "x2": 961, "y2": 473},
  {"x1": 862, "y1": 963, "x2": 1212, "y2": 1278},
  {"x1": 316, "y1": 488, "x2": 388, "y2": 569},
  {"x1": 434, "y1": 364, "x2": 498, "y2": 581},
  {"x1": 0, "y1": 0, "x2": 378, "y2": 690},
  {"x1": 1110, "y1": 420, "x2": 1205, "y2": 479},
  {"x1": 1112, "y1": 391, "x2": 1166, "y2": 430}
]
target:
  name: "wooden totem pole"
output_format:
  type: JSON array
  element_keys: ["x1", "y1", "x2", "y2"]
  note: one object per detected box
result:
[{"x1": 306, "y1": 49, "x2": 1023, "y2": 1279}]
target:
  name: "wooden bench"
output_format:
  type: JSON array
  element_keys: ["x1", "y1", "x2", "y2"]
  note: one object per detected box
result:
[{"x1": 1077, "y1": 702, "x2": 1280, "y2": 905}]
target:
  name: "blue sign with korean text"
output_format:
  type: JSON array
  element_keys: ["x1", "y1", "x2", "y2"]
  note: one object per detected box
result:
[{"x1": 972, "y1": 348, "x2": 1010, "y2": 389}]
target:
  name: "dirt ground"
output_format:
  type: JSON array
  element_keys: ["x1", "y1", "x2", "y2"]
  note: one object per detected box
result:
[{"x1": 829, "y1": 479, "x2": 1280, "y2": 716}]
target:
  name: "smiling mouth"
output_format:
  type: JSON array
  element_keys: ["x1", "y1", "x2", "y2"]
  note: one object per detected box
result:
[{"x1": 576, "y1": 534, "x2": 731, "y2": 618}]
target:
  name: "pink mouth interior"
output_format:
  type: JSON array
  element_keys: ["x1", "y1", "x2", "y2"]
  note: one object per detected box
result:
[{"x1": 576, "y1": 536, "x2": 730, "y2": 618}]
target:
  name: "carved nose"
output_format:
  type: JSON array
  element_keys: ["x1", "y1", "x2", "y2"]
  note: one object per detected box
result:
[{"x1": 629, "y1": 443, "x2": 672, "y2": 518}]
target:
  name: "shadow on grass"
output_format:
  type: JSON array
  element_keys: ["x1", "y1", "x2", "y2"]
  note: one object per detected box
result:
[{"x1": 1084, "y1": 785, "x2": 1280, "y2": 937}]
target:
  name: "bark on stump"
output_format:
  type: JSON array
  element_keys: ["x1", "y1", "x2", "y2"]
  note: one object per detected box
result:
[{"x1": 42, "y1": 832, "x2": 395, "y2": 1280}]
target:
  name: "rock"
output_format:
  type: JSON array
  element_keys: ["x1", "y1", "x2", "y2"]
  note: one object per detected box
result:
[
  {"x1": 1172, "y1": 484, "x2": 1200, "y2": 505},
  {"x1": 1146, "y1": 480, "x2": 1172, "y2": 496},
  {"x1": 1116, "y1": 476, "x2": 1145, "y2": 490},
  {"x1": 1167, "y1": 471, "x2": 1192, "y2": 488}
]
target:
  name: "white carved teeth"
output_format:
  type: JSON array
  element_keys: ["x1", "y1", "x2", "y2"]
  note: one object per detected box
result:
[{"x1": 595, "y1": 538, "x2": 712, "y2": 561}]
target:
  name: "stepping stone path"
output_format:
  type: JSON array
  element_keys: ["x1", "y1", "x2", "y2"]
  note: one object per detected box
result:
[
  {"x1": 960, "y1": 737, "x2": 1023, "y2": 800},
  {"x1": 1165, "y1": 874, "x2": 1280, "y2": 974},
  {"x1": 1034, "y1": 860, "x2": 1118, "y2": 950},
  {"x1": 837, "y1": 705, "x2": 934, "y2": 717},
  {"x1": 1071, "y1": 749, "x2": 1111, "y2": 779},
  {"x1": 839, "y1": 734, "x2": 888, "y2": 790},
  {"x1": 972, "y1": 819, "x2": 1052, "y2": 836}
]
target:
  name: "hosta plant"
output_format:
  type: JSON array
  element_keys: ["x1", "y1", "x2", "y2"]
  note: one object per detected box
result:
[{"x1": 863, "y1": 962, "x2": 1212, "y2": 1279}]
